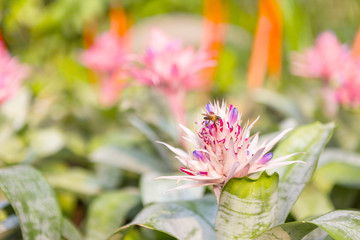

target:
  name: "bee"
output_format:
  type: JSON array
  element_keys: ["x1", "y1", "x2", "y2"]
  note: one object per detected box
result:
[{"x1": 202, "y1": 112, "x2": 221, "y2": 126}]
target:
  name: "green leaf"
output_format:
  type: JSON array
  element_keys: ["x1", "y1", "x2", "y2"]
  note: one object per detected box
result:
[
  {"x1": 253, "y1": 89, "x2": 307, "y2": 123},
  {"x1": 302, "y1": 228, "x2": 331, "y2": 240},
  {"x1": 176, "y1": 194, "x2": 218, "y2": 228},
  {"x1": 256, "y1": 210, "x2": 360, "y2": 240},
  {"x1": 318, "y1": 148, "x2": 360, "y2": 168},
  {"x1": 314, "y1": 148, "x2": 360, "y2": 191},
  {"x1": 0, "y1": 165, "x2": 62, "y2": 240},
  {"x1": 1, "y1": 88, "x2": 31, "y2": 130},
  {"x1": 30, "y1": 128, "x2": 65, "y2": 157},
  {"x1": 314, "y1": 163, "x2": 360, "y2": 192},
  {"x1": 291, "y1": 184, "x2": 334, "y2": 220},
  {"x1": 95, "y1": 163, "x2": 123, "y2": 190},
  {"x1": 274, "y1": 122, "x2": 334, "y2": 224},
  {"x1": 109, "y1": 195, "x2": 218, "y2": 240},
  {"x1": 86, "y1": 189, "x2": 140, "y2": 240},
  {"x1": 129, "y1": 115, "x2": 172, "y2": 165},
  {"x1": 255, "y1": 222, "x2": 317, "y2": 240},
  {"x1": 45, "y1": 168, "x2": 101, "y2": 196},
  {"x1": 215, "y1": 172, "x2": 279, "y2": 240},
  {"x1": 140, "y1": 173, "x2": 205, "y2": 205},
  {"x1": 90, "y1": 146, "x2": 167, "y2": 174},
  {"x1": 62, "y1": 217, "x2": 83, "y2": 240}
]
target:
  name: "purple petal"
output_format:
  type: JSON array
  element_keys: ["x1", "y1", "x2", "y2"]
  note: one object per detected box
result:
[
  {"x1": 193, "y1": 150, "x2": 207, "y2": 162},
  {"x1": 205, "y1": 121, "x2": 213, "y2": 129},
  {"x1": 259, "y1": 152, "x2": 273, "y2": 164},
  {"x1": 229, "y1": 107, "x2": 238, "y2": 125},
  {"x1": 205, "y1": 103, "x2": 213, "y2": 113}
]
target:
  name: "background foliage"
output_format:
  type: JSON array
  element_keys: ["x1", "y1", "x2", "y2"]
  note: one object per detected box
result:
[{"x1": 1, "y1": 0, "x2": 360, "y2": 239}]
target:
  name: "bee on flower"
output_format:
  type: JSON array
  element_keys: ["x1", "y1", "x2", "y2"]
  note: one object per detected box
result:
[
  {"x1": 157, "y1": 101, "x2": 302, "y2": 202},
  {"x1": 202, "y1": 111, "x2": 221, "y2": 126}
]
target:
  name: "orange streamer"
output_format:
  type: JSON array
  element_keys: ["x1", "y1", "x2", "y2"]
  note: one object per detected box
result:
[
  {"x1": 82, "y1": 21, "x2": 98, "y2": 83},
  {"x1": 202, "y1": 0, "x2": 228, "y2": 86},
  {"x1": 110, "y1": 5, "x2": 128, "y2": 37},
  {"x1": 202, "y1": 0, "x2": 228, "y2": 55},
  {"x1": 261, "y1": 0, "x2": 283, "y2": 77},
  {"x1": 110, "y1": 3, "x2": 132, "y2": 49},
  {"x1": 0, "y1": 29, "x2": 5, "y2": 48},
  {"x1": 247, "y1": 17, "x2": 272, "y2": 89},
  {"x1": 247, "y1": 0, "x2": 283, "y2": 89},
  {"x1": 83, "y1": 21, "x2": 98, "y2": 49},
  {"x1": 352, "y1": 24, "x2": 360, "y2": 57}
]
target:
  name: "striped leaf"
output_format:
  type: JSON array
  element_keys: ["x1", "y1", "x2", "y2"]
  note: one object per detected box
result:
[
  {"x1": 215, "y1": 172, "x2": 279, "y2": 240},
  {"x1": 86, "y1": 189, "x2": 140, "y2": 240},
  {"x1": 109, "y1": 195, "x2": 217, "y2": 240},
  {"x1": 274, "y1": 122, "x2": 334, "y2": 224},
  {"x1": 62, "y1": 217, "x2": 83, "y2": 240},
  {"x1": 0, "y1": 165, "x2": 62, "y2": 240},
  {"x1": 256, "y1": 210, "x2": 360, "y2": 240}
]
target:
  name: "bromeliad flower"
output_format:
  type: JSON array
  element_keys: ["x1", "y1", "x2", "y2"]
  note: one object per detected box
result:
[
  {"x1": 131, "y1": 28, "x2": 216, "y2": 91},
  {"x1": 80, "y1": 31, "x2": 130, "y2": 73},
  {"x1": 157, "y1": 101, "x2": 301, "y2": 202},
  {"x1": 291, "y1": 31, "x2": 360, "y2": 113},
  {"x1": 334, "y1": 64, "x2": 360, "y2": 109},
  {"x1": 0, "y1": 42, "x2": 30, "y2": 104},
  {"x1": 131, "y1": 29, "x2": 216, "y2": 125},
  {"x1": 80, "y1": 31, "x2": 132, "y2": 106},
  {"x1": 291, "y1": 31, "x2": 350, "y2": 82}
]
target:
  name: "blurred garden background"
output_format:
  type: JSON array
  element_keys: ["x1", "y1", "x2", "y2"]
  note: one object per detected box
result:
[{"x1": 1, "y1": 0, "x2": 360, "y2": 239}]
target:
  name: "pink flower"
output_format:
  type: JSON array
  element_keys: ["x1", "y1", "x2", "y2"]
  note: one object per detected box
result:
[
  {"x1": 132, "y1": 29, "x2": 216, "y2": 91},
  {"x1": 131, "y1": 29, "x2": 216, "y2": 125},
  {"x1": 334, "y1": 60, "x2": 360, "y2": 109},
  {"x1": 291, "y1": 31, "x2": 350, "y2": 82},
  {"x1": 80, "y1": 32, "x2": 130, "y2": 73},
  {"x1": 291, "y1": 31, "x2": 360, "y2": 112},
  {"x1": 80, "y1": 32, "x2": 131, "y2": 106},
  {"x1": 0, "y1": 43, "x2": 29, "y2": 104},
  {"x1": 157, "y1": 101, "x2": 301, "y2": 202},
  {"x1": 98, "y1": 70, "x2": 128, "y2": 107}
]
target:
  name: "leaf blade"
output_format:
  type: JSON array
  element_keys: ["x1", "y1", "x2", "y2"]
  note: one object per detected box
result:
[
  {"x1": 0, "y1": 165, "x2": 62, "y2": 240},
  {"x1": 86, "y1": 189, "x2": 140, "y2": 240},
  {"x1": 62, "y1": 217, "x2": 83, "y2": 240},
  {"x1": 109, "y1": 195, "x2": 217, "y2": 240},
  {"x1": 256, "y1": 210, "x2": 360, "y2": 240},
  {"x1": 274, "y1": 122, "x2": 334, "y2": 224},
  {"x1": 215, "y1": 172, "x2": 279, "y2": 240}
]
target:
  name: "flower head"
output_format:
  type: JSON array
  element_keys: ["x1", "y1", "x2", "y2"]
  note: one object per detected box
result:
[
  {"x1": 131, "y1": 29, "x2": 216, "y2": 126},
  {"x1": 334, "y1": 62, "x2": 360, "y2": 109},
  {"x1": 291, "y1": 31, "x2": 360, "y2": 112},
  {"x1": 291, "y1": 31, "x2": 350, "y2": 82},
  {"x1": 0, "y1": 42, "x2": 29, "y2": 104},
  {"x1": 80, "y1": 31, "x2": 130, "y2": 73},
  {"x1": 80, "y1": 31, "x2": 132, "y2": 106},
  {"x1": 158, "y1": 101, "x2": 301, "y2": 201},
  {"x1": 131, "y1": 28, "x2": 216, "y2": 92}
]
